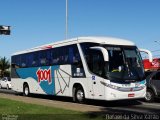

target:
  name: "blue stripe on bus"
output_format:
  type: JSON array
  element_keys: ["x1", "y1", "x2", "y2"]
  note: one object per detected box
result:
[{"x1": 16, "y1": 66, "x2": 59, "y2": 95}]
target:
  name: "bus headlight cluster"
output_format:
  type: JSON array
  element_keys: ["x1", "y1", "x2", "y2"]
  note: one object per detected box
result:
[
  {"x1": 100, "y1": 81, "x2": 120, "y2": 90},
  {"x1": 109, "y1": 84, "x2": 120, "y2": 90},
  {"x1": 100, "y1": 81, "x2": 145, "y2": 92}
]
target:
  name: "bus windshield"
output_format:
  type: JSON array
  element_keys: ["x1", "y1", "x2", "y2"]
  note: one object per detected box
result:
[
  {"x1": 80, "y1": 43, "x2": 145, "y2": 82},
  {"x1": 106, "y1": 46, "x2": 144, "y2": 81}
]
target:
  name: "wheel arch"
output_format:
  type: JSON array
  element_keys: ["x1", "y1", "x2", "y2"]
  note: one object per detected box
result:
[
  {"x1": 23, "y1": 82, "x2": 30, "y2": 92},
  {"x1": 23, "y1": 82, "x2": 29, "y2": 87},
  {"x1": 147, "y1": 86, "x2": 157, "y2": 96},
  {"x1": 72, "y1": 82, "x2": 86, "y2": 98}
]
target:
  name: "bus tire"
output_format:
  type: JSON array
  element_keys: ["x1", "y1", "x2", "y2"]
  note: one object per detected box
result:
[
  {"x1": 145, "y1": 89, "x2": 154, "y2": 102},
  {"x1": 74, "y1": 86, "x2": 85, "y2": 103},
  {"x1": 6, "y1": 84, "x2": 9, "y2": 90},
  {"x1": 23, "y1": 84, "x2": 30, "y2": 96}
]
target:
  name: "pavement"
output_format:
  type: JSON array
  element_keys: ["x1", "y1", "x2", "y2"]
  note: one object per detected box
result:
[{"x1": 0, "y1": 89, "x2": 160, "y2": 117}]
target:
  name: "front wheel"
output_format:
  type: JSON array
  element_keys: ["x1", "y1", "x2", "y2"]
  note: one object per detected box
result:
[
  {"x1": 23, "y1": 84, "x2": 30, "y2": 96},
  {"x1": 6, "y1": 84, "x2": 9, "y2": 90},
  {"x1": 145, "y1": 89, "x2": 154, "y2": 102},
  {"x1": 74, "y1": 86, "x2": 85, "y2": 103}
]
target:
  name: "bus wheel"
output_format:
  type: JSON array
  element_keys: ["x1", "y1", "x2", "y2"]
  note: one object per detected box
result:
[
  {"x1": 23, "y1": 84, "x2": 30, "y2": 96},
  {"x1": 145, "y1": 89, "x2": 154, "y2": 102},
  {"x1": 74, "y1": 86, "x2": 85, "y2": 103}
]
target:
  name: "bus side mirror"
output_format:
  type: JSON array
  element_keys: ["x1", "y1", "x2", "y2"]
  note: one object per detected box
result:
[
  {"x1": 139, "y1": 48, "x2": 153, "y2": 62},
  {"x1": 90, "y1": 46, "x2": 109, "y2": 62}
]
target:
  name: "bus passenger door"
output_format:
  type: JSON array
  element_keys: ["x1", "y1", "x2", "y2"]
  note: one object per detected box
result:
[
  {"x1": 91, "y1": 75, "x2": 105, "y2": 100},
  {"x1": 89, "y1": 51, "x2": 105, "y2": 99}
]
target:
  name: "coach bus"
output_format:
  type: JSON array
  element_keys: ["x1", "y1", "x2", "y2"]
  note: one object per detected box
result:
[{"x1": 11, "y1": 37, "x2": 146, "y2": 102}]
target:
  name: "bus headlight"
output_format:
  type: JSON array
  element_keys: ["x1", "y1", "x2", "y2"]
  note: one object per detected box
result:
[
  {"x1": 100, "y1": 81, "x2": 145, "y2": 92},
  {"x1": 100, "y1": 81, "x2": 120, "y2": 90},
  {"x1": 109, "y1": 84, "x2": 120, "y2": 89}
]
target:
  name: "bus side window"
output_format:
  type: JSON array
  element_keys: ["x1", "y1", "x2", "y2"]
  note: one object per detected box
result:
[
  {"x1": 51, "y1": 48, "x2": 59, "y2": 65},
  {"x1": 64, "y1": 46, "x2": 69, "y2": 64},
  {"x1": 69, "y1": 45, "x2": 81, "y2": 65},
  {"x1": 26, "y1": 53, "x2": 33, "y2": 67},
  {"x1": 21, "y1": 55, "x2": 27, "y2": 68},
  {"x1": 69, "y1": 45, "x2": 85, "y2": 77},
  {"x1": 89, "y1": 50, "x2": 104, "y2": 77},
  {"x1": 40, "y1": 50, "x2": 47, "y2": 66},
  {"x1": 32, "y1": 52, "x2": 39, "y2": 67},
  {"x1": 51, "y1": 46, "x2": 69, "y2": 65},
  {"x1": 58, "y1": 46, "x2": 69, "y2": 64},
  {"x1": 46, "y1": 50, "x2": 52, "y2": 65},
  {"x1": 11, "y1": 56, "x2": 20, "y2": 68}
]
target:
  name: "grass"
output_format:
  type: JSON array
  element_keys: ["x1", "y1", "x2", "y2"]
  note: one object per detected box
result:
[{"x1": 0, "y1": 98, "x2": 105, "y2": 120}]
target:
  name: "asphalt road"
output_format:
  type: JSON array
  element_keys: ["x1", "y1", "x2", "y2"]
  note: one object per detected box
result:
[{"x1": 0, "y1": 88, "x2": 160, "y2": 119}]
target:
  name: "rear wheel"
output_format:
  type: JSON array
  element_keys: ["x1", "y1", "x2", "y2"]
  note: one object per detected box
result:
[
  {"x1": 23, "y1": 84, "x2": 30, "y2": 96},
  {"x1": 145, "y1": 89, "x2": 154, "y2": 102},
  {"x1": 0, "y1": 84, "x2": 2, "y2": 89}
]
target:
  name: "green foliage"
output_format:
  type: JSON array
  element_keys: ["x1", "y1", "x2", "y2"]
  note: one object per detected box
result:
[
  {"x1": 0, "y1": 98, "x2": 104, "y2": 120},
  {"x1": 0, "y1": 56, "x2": 10, "y2": 77}
]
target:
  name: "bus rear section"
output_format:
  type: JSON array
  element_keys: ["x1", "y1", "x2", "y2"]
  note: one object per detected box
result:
[{"x1": 11, "y1": 44, "x2": 86, "y2": 98}]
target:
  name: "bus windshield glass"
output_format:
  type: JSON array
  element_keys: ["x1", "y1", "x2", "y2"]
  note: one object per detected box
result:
[
  {"x1": 80, "y1": 43, "x2": 144, "y2": 82},
  {"x1": 105, "y1": 46, "x2": 144, "y2": 81}
]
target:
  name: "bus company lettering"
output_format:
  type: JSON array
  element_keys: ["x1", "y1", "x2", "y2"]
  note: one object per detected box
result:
[{"x1": 36, "y1": 67, "x2": 52, "y2": 84}]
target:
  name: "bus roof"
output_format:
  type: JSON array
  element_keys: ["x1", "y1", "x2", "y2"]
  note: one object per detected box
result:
[{"x1": 12, "y1": 36, "x2": 136, "y2": 56}]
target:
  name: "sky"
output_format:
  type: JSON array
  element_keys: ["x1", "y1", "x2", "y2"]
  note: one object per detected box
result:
[{"x1": 0, "y1": 0, "x2": 160, "y2": 59}]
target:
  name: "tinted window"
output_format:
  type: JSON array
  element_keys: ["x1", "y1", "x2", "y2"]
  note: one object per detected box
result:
[
  {"x1": 21, "y1": 54, "x2": 27, "y2": 67},
  {"x1": 32, "y1": 52, "x2": 39, "y2": 67},
  {"x1": 26, "y1": 53, "x2": 33, "y2": 67},
  {"x1": 51, "y1": 44, "x2": 81, "y2": 65},
  {"x1": 11, "y1": 44, "x2": 83, "y2": 68},
  {"x1": 51, "y1": 46, "x2": 69, "y2": 65},
  {"x1": 39, "y1": 50, "x2": 51, "y2": 66},
  {"x1": 12, "y1": 55, "x2": 21, "y2": 68},
  {"x1": 91, "y1": 51, "x2": 104, "y2": 76},
  {"x1": 80, "y1": 43, "x2": 104, "y2": 77}
]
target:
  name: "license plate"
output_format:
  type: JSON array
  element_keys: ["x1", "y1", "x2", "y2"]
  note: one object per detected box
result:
[{"x1": 128, "y1": 93, "x2": 135, "y2": 97}]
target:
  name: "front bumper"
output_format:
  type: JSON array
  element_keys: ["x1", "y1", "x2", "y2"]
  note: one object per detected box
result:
[{"x1": 105, "y1": 86, "x2": 146, "y2": 101}]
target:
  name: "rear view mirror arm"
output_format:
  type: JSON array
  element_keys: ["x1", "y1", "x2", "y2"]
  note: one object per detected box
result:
[{"x1": 90, "y1": 46, "x2": 109, "y2": 61}]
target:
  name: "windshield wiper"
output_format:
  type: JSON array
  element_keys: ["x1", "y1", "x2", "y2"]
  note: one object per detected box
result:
[
  {"x1": 125, "y1": 62, "x2": 132, "y2": 77},
  {"x1": 127, "y1": 60, "x2": 142, "y2": 81}
]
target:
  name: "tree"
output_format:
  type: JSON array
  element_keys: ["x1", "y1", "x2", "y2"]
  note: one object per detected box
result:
[{"x1": 0, "y1": 57, "x2": 10, "y2": 77}]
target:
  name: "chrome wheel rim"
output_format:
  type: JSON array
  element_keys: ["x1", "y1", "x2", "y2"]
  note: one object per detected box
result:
[
  {"x1": 76, "y1": 90, "x2": 84, "y2": 102},
  {"x1": 24, "y1": 87, "x2": 29, "y2": 96},
  {"x1": 145, "y1": 91, "x2": 152, "y2": 101},
  {"x1": 6, "y1": 85, "x2": 9, "y2": 89}
]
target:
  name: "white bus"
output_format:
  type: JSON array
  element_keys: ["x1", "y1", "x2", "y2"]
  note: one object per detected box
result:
[{"x1": 11, "y1": 37, "x2": 146, "y2": 102}]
